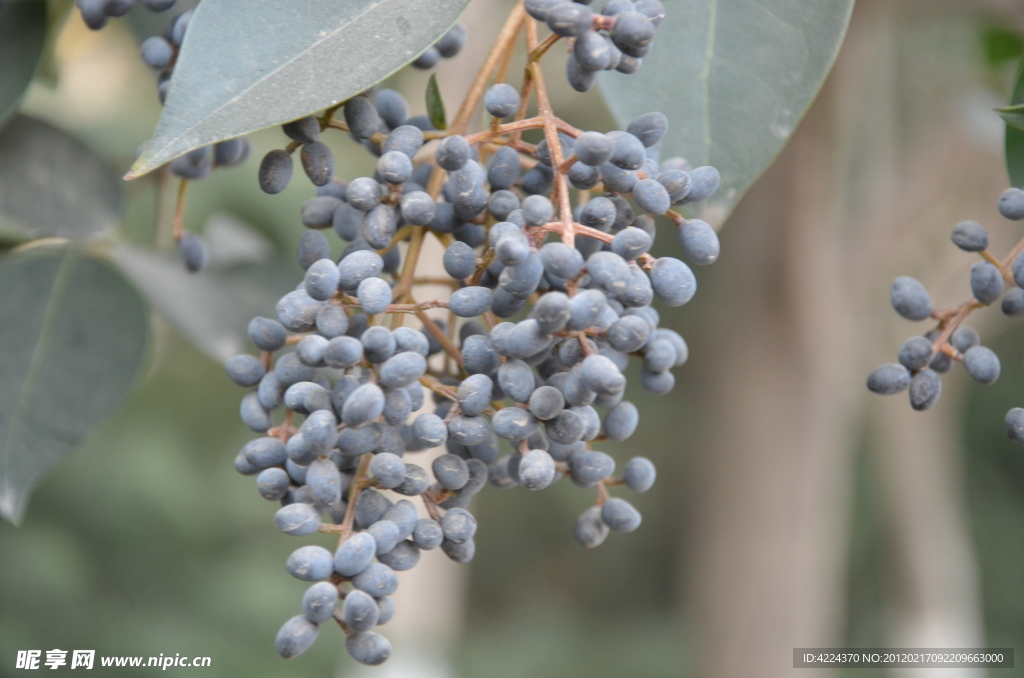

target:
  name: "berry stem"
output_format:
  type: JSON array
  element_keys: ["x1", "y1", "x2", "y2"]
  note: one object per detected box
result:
[
  {"x1": 337, "y1": 452, "x2": 373, "y2": 544},
  {"x1": 464, "y1": 116, "x2": 547, "y2": 144},
  {"x1": 418, "y1": 374, "x2": 459, "y2": 401},
  {"x1": 980, "y1": 248, "x2": 1009, "y2": 281},
  {"x1": 415, "y1": 308, "x2": 465, "y2": 371},
  {"x1": 527, "y1": 60, "x2": 575, "y2": 245},
  {"x1": 926, "y1": 231, "x2": 1024, "y2": 358},
  {"x1": 420, "y1": 491, "x2": 444, "y2": 522},
  {"x1": 413, "y1": 277, "x2": 460, "y2": 287},
  {"x1": 1000, "y1": 234, "x2": 1024, "y2": 270},
  {"x1": 528, "y1": 32, "x2": 561, "y2": 62},
  {"x1": 393, "y1": 227, "x2": 426, "y2": 305},
  {"x1": 171, "y1": 178, "x2": 188, "y2": 241},
  {"x1": 577, "y1": 331, "x2": 595, "y2": 356}
]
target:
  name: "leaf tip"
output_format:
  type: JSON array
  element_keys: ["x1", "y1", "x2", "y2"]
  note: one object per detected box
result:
[{"x1": 123, "y1": 156, "x2": 151, "y2": 182}]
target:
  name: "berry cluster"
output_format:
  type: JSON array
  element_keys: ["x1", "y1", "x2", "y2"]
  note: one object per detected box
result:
[
  {"x1": 223, "y1": 0, "x2": 719, "y2": 665},
  {"x1": 867, "y1": 188, "x2": 1024, "y2": 439},
  {"x1": 75, "y1": 1, "x2": 253, "y2": 271},
  {"x1": 524, "y1": 0, "x2": 665, "y2": 91}
]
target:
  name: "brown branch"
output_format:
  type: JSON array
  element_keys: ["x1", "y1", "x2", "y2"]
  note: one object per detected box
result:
[
  {"x1": 337, "y1": 452, "x2": 373, "y2": 545},
  {"x1": 377, "y1": 225, "x2": 413, "y2": 256},
  {"x1": 345, "y1": 297, "x2": 450, "y2": 314},
  {"x1": 1000, "y1": 235, "x2": 1024, "y2": 270},
  {"x1": 558, "y1": 153, "x2": 578, "y2": 174},
  {"x1": 979, "y1": 248, "x2": 1007, "y2": 279},
  {"x1": 464, "y1": 116, "x2": 546, "y2": 145},
  {"x1": 449, "y1": 1, "x2": 527, "y2": 135},
  {"x1": 577, "y1": 331, "x2": 595, "y2": 356},
  {"x1": 420, "y1": 491, "x2": 445, "y2": 522},
  {"x1": 319, "y1": 101, "x2": 344, "y2": 129},
  {"x1": 555, "y1": 119, "x2": 582, "y2": 138},
  {"x1": 415, "y1": 277, "x2": 460, "y2": 287},
  {"x1": 416, "y1": 309, "x2": 465, "y2": 370},
  {"x1": 528, "y1": 32, "x2": 561, "y2": 61},
  {"x1": 268, "y1": 410, "x2": 296, "y2": 443},
  {"x1": 327, "y1": 119, "x2": 387, "y2": 145},
  {"x1": 419, "y1": 374, "x2": 459, "y2": 402},
  {"x1": 527, "y1": 60, "x2": 574, "y2": 245},
  {"x1": 469, "y1": 248, "x2": 496, "y2": 286},
  {"x1": 393, "y1": 227, "x2": 426, "y2": 305}
]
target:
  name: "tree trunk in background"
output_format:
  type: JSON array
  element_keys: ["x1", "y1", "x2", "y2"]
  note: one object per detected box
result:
[
  {"x1": 685, "y1": 67, "x2": 859, "y2": 677},
  {"x1": 684, "y1": 0, "x2": 1015, "y2": 674}
]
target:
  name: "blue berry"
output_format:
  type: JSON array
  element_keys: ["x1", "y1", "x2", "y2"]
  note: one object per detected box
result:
[
  {"x1": 302, "y1": 582, "x2": 338, "y2": 624},
  {"x1": 433, "y1": 454, "x2": 470, "y2": 490},
  {"x1": 963, "y1": 345, "x2": 1000, "y2": 384},
  {"x1": 951, "y1": 220, "x2": 989, "y2": 252},
  {"x1": 1007, "y1": 408, "x2": 1024, "y2": 444},
  {"x1": 623, "y1": 456, "x2": 656, "y2": 492},
  {"x1": 626, "y1": 112, "x2": 668, "y2": 147},
  {"x1": 286, "y1": 545, "x2": 334, "y2": 581},
  {"x1": 342, "y1": 589, "x2": 379, "y2": 632},
  {"x1": 575, "y1": 505, "x2": 609, "y2": 547},
  {"x1": 334, "y1": 532, "x2": 377, "y2": 577},
  {"x1": 485, "y1": 83, "x2": 521, "y2": 118},
  {"x1": 970, "y1": 261, "x2": 1003, "y2": 305},
  {"x1": 346, "y1": 632, "x2": 391, "y2": 666},
  {"x1": 351, "y1": 561, "x2": 398, "y2": 597},
  {"x1": 890, "y1": 276, "x2": 933, "y2": 321},
  {"x1": 678, "y1": 219, "x2": 720, "y2": 265},
  {"x1": 283, "y1": 116, "x2": 320, "y2": 144},
  {"x1": 867, "y1": 363, "x2": 911, "y2": 395},
  {"x1": 601, "y1": 497, "x2": 641, "y2": 532},
  {"x1": 909, "y1": 368, "x2": 942, "y2": 411},
  {"x1": 345, "y1": 97, "x2": 381, "y2": 139},
  {"x1": 275, "y1": 615, "x2": 319, "y2": 659},
  {"x1": 999, "y1": 188, "x2": 1024, "y2": 220}
]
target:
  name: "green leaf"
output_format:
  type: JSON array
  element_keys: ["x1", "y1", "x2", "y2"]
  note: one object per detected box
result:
[
  {"x1": 0, "y1": 116, "x2": 122, "y2": 243},
  {"x1": 997, "y1": 103, "x2": 1024, "y2": 131},
  {"x1": 0, "y1": 1, "x2": 47, "y2": 129},
  {"x1": 982, "y1": 27, "x2": 1023, "y2": 68},
  {"x1": 127, "y1": 0, "x2": 470, "y2": 179},
  {"x1": 1006, "y1": 59, "x2": 1024, "y2": 188},
  {"x1": 426, "y1": 73, "x2": 447, "y2": 131},
  {"x1": 110, "y1": 243, "x2": 295, "y2": 364},
  {"x1": 0, "y1": 244, "x2": 148, "y2": 524},
  {"x1": 599, "y1": 0, "x2": 854, "y2": 227}
]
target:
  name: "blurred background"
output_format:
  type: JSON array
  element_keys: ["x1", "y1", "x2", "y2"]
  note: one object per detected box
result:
[{"x1": 3, "y1": 0, "x2": 1024, "y2": 675}]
